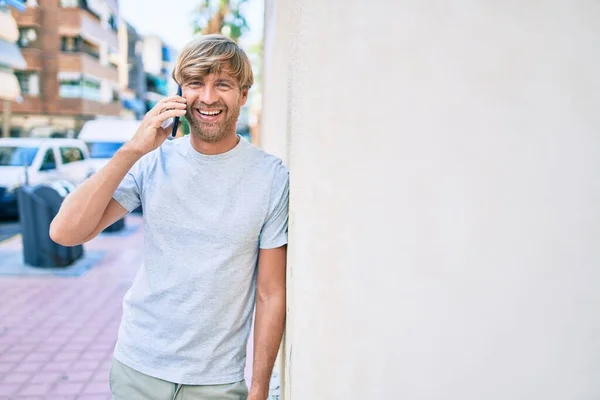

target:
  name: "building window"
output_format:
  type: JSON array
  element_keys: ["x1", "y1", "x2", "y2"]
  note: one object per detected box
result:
[
  {"x1": 58, "y1": 73, "x2": 101, "y2": 102},
  {"x1": 81, "y1": 39, "x2": 100, "y2": 59},
  {"x1": 61, "y1": 36, "x2": 82, "y2": 52},
  {"x1": 60, "y1": 0, "x2": 101, "y2": 20},
  {"x1": 60, "y1": 36, "x2": 100, "y2": 59},
  {"x1": 82, "y1": 77, "x2": 101, "y2": 100},
  {"x1": 18, "y1": 28, "x2": 38, "y2": 48},
  {"x1": 14, "y1": 71, "x2": 40, "y2": 96},
  {"x1": 108, "y1": 14, "x2": 118, "y2": 33},
  {"x1": 59, "y1": 75, "x2": 82, "y2": 98},
  {"x1": 161, "y1": 46, "x2": 173, "y2": 62},
  {"x1": 80, "y1": 0, "x2": 101, "y2": 20}
]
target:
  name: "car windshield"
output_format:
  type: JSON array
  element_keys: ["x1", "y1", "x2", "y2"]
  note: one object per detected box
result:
[
  {"x1": 86, "y1": 142, "x2": 124, "y2": 158},
  {"x1": 0, "y1": 146, "x2": 39, "y2": 167}
]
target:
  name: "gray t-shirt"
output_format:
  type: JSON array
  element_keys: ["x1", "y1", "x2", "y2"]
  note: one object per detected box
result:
[{"x1": 111, "y1": 135, "x2": 289, "y2": 385}]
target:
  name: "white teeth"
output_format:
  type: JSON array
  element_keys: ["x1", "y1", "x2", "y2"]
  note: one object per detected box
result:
[{"x1": 199, "y1": 110, "x2": 221, "y2": 116}]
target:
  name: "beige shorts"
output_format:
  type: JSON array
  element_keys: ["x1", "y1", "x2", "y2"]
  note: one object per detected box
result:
[{"x1": 109, "y1": 358, "x2": 248, "y2": 400}]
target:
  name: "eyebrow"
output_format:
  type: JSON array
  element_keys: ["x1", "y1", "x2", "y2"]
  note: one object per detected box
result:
[
  {"x1": 186, "y1": 77, "x2": 237, "y2": 86},
  {"x1": 215, "y1": 78, "x2": 235, "y2": 85}
]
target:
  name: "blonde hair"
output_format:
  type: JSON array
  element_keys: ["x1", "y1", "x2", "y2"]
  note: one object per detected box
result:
[{"x1": 172, "y1": 34, "x2": 254, "y2": 90}]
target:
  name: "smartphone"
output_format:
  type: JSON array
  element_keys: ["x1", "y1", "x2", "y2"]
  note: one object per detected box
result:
[{"x1": 171, "y1": 85, "x2": 182, "y2": 137}]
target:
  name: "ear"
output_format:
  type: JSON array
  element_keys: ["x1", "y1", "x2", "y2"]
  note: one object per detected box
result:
[{"x1": 240, "y1": 88, "x2": 249, "y2": 106}]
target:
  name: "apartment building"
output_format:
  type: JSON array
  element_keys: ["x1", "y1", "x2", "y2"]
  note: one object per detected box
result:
[
  {"x1": 0, "y1": 0, "x2": 27, "y2": 137},
  {"x1": 0, "y1": 0, "x2": 123, "y2": 136},
  {"x1": 142, "y1": 35, "x2": 178, "y2": 110},
  {"x1": 119, "y1": 21, "x2": 146, "y2": 120}
]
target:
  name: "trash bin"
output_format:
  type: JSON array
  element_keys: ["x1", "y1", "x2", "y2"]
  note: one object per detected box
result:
[{"x1": 16, "y1": 181, "x2": 84, "y2": 268}]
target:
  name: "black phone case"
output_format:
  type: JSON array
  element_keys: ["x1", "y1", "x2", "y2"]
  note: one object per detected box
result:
[{"x1": 171, "y1": 85, "x2": 182, "y2": 137}]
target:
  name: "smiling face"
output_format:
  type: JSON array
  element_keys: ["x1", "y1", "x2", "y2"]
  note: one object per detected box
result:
[
  {"x1": 172, "y1": 35, "x2": 254, "y2": 144},
  {"x1": 182, "y1": 70, "x2": 248, "y2": 143}
]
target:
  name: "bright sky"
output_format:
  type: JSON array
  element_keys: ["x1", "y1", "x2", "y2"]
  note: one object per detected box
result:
[{"x1": 119, "y1": 0, "x2": 264, "y2": 51}]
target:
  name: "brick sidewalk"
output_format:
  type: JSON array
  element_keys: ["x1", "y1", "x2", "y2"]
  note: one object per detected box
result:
[{"x1": 0, "y1": 216, "x2": 144, "y2": 399}]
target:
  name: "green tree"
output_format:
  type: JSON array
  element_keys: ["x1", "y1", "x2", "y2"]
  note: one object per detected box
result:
[{"x1": 192, "y1": 0, "x2": 249, "y2": 42}]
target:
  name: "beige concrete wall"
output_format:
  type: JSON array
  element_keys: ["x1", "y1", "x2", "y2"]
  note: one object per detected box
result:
[
  {"x1": 261, "y1": 1, "x2": 600, "y2": 399},
  {"x1": 259, "y1": 0, "x2": 291, "y2": 164}
]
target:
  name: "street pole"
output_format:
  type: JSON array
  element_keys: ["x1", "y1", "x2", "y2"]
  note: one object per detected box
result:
[{"x1": 2, "y1": 100, "x2": 11, "y2": 138}]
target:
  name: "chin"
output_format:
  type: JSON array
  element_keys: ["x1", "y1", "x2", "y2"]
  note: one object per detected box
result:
[
  {"x1": 193, "y1": 130, "x2": 228, "y2": 143},
  {"x1": 193, "y1": 123, "x2": 238, "y2": 142}
]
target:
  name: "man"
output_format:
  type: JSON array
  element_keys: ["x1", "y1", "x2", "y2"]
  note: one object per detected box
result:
[{"x1": 50, "y1": 34, "x2": 288, "y2": 400}]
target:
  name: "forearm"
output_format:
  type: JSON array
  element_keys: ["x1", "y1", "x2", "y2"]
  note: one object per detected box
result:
[
  {"x1": 50, "y1": 146, "x2": 141, "y2": 244},
  {"x1": 250, "y1": 291, "x2": 286, "y2": 397}
]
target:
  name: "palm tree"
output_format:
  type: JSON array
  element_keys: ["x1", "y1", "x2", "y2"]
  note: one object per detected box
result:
[{"x1": 192, "y1": 0, "x2": 250, "y2": 42}]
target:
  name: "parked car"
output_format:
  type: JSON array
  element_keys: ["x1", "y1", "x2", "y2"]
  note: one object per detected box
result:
[
  {"x1": 77, "y1": 118, "x2": 140, "y2": 171},
  {"x1": 0, "y1": 138, "x2": 96, "y2": 218}
]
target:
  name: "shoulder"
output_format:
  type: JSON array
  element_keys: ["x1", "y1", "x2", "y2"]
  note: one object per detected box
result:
[
  {"x1": 139, "y1": 137, "x2": 185, "y2": 168},
  {"x1": 126, "y1": 138, "x2": 181, "y2": 180},
  {"x1": 159, "y1": 136, "x2": 188, "y2": 158},
  {"x1": 243, "y1": 140, "x2": 289, "y2": 180},
  {"x1": 244, "y1": 143, "x2": 288, "y2": 191}
]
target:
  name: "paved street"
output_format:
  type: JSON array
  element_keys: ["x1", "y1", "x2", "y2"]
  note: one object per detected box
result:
[
  {"x1": 0, "y1": 216, "x2": 143, "y2": 399},
  {"x1": 0, "y1": 215, "x2": 258, "y2": 399}
]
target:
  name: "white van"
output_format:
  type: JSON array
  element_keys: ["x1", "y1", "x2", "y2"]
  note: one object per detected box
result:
[
  {"x1": 77, "y1": 119, "x2": 140, "y2": 170},
  {"x1": 0, "y1": 138, "x2": 95, "y2": 217}
]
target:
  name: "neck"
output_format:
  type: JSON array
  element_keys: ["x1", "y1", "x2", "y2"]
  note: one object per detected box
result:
[{"x1": 189, "y1": 131, "x2": 239, "y2": 155}]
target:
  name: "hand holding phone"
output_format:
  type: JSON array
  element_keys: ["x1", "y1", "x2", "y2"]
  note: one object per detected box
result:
[{"x1": 127, "y1": 92, "x2": 186, "y2": 157}]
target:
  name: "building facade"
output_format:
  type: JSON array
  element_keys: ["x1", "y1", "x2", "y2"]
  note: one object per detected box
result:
[
  {"x1": 142, "y1": 35, "x2": 177, "y2": 111},
  {"x1": 0, "y1": 0, "x2": 27, "y2": 137},
  {"x1": 0, "y1": 0, "x2": 122, "y2": 136},
  {"x1": 260, "y1": 1, "x2": 600, "y2": 399},
  {"x1": 119, "y1": 21, "x2": 146, "y2": 120}
]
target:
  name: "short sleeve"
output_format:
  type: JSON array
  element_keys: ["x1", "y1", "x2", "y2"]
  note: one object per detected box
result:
[
  {"x1": 259, "y1": 162, "x2": 290, "y2": 249},
  {"x1": 112, "y1": 158, "x2": 144, "y2": 212}
]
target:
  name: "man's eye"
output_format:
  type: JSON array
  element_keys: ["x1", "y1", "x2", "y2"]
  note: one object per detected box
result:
[
  {"x1": 189, "y1": 81, "x2": 203, "y2": 86},
  {"x1": 217, "y1": 83, "x2": 231, "y2": 89}
]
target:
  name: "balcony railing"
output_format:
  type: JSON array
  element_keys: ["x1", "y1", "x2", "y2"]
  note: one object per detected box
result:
[
  {"x1": 81, "y1": 41, "x2": 100, "y2": 59},
  {"x1": 61, "y1": 0, "x2": 101, "y2": 20},
  {"x1": 80, "y1": 0, "x2": 102, "y2": 21},
  {"x1": 60, "y1": 36, "x2": 100, "y2": 60}
]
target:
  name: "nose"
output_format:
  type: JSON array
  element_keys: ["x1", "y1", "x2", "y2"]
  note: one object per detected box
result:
[{"x1": 199, "y1": 84, "x2": 219, "y2": 105}]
